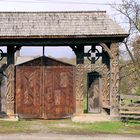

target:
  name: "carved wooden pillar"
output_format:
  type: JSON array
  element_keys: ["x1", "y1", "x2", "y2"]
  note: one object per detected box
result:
[
  {"x1": 110, "y1": 43, "x2": 119, "y2": 118},
  {"x1": 75, "y1": 64, "x2": 84, "y2": 114},
  {"x1": 6, "y1": 46, "x2": 15, "y2": 116}
]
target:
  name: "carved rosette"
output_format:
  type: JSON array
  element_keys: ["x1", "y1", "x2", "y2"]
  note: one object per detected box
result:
[
  {"x1": 75, "y1": 64, "x2": 110, "y2": 114},
  {"x1": 110, "y1": 43, "x2": 119, "y2": 117},
  {"x1": 5, "y1": 64, "x2": 15, "y2": 115}
]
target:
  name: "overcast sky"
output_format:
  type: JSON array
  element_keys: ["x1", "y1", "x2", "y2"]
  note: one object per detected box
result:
[{"x1": 0, "y1": 0, "x2": 127, "y2": 58}]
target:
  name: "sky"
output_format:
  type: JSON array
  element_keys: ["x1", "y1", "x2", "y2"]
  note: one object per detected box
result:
[{"x1": 0, "y1": 0, "x2": 126, "y2": 58}]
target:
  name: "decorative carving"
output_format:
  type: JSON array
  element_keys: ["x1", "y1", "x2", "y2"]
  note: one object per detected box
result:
[
  {"x1": 6, "y1": 64, "x2": 15, "y2": 115},
  {"x1": 75, "y1": 65, "x2": 84, "y2": 114},
  {"x1": 86, "y1": 48, "x2": 101, "y2": 63},
  {"x1": 83, "y1": 64, "x2": 109, "y2": 75},
  {"x1": 23, "y1": 72, "x2": 34, "y2": 105},
  {"x1": 60, "y1": 72, "x2": 68, "y2": 88},
  {"x1": 54, "y1": 90, "x2": 61, "y2": 105},
  {"x1": 110, "y1": 43, "x2": 119, "y2": 117},
  {"x1": 102, "y1": 71, "x2": 110, "y2": 107}
]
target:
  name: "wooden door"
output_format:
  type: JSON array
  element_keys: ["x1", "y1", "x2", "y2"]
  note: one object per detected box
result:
[
  {"x1": 16, "y1": 67, "x2": 42, "y2": 118},
  {"x1": 88, "y1": 72, "x2": 101, "y2": 113},
  {"x1": 44, "y1": 67, "x2": 74, "y2": 119},
  {"x1": 16, "y1": 66, "x2": 75, "y2": 119}
]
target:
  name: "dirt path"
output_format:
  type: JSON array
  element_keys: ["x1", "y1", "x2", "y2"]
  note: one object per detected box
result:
[{"x1": 0, "y1": 133, "x2": 139, "y2": 140}]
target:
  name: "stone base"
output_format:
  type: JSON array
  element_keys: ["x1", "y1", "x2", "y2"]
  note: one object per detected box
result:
[
  {"x1": 72, "y1": 113, "x2": 110, "y2": 123},
  {"x1": 0, "y1": 113, "x2": 19, "y2": 121}
]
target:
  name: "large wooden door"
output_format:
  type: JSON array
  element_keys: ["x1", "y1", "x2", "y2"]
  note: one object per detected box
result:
[
  {"x1": 44, "y1": 67, "x2": 74, "y2": 119},
  {"x1": 16, "y1": 67, "x2": 42, "y2": 118},
  {"x1": 16, "y1": 66, "x2": 74, "y2": 119},
  {"x1": 88, "y1": 72, "x2": 101, "y2": 113}
]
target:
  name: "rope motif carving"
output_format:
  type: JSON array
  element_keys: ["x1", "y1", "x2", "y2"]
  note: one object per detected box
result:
[
  {"x1": 5, "y1": 64, "x2": 15, "y2": 114},
  {"x1": 102, "y1": 71, "x2": 110, "y2": 107}
]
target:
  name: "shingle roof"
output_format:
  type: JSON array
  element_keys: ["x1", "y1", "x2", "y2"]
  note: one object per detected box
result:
[{"x1": 0, "y1": 11, "x2": 128, "y2": 38}]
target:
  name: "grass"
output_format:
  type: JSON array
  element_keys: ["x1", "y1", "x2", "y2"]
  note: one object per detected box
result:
[
  {"x1": 0, "y1": 119, "x2": 140, "y2": 135},
  {"x1": 83, "y1": 96, "x2": 88, "y2": 113},
  {"x1": 44, "y1": 119, "x2": 140, "y2": 135},
  {"x1": 0, "y1": 120, "x2": 34, "y2": 133}
]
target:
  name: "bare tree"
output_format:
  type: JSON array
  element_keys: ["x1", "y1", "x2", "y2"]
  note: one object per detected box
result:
[
  {"x1": 113, "y1": 0, "x2": 140, "y2": 79},
  {"x1": 132, "y1": 36, "x2": 140, "y2": 72}
]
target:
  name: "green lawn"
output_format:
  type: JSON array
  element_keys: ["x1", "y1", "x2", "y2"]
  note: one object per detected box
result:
[
  {"x1": 0, "y1": 119, "x2": 140, "y2": 135},
  {"x1": 0, "y1": 120, "x2": 33, "y2": 133}
]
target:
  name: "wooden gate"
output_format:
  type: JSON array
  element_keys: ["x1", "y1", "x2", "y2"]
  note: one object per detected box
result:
[
  {"x1": 88, "y1": 72, "x2": 101, "y2": 113},
  {"x1": 16, "y1": 66, "x2": 75, "y2": 119}
]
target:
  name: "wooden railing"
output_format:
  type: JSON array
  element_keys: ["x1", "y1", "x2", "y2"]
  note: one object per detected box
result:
[{"x1": 119, "y1": 94, "x2": 140, "y2": 121}]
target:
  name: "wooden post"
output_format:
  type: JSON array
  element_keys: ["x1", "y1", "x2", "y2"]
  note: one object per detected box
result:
[
  {"x1": 74, "y1": 46, "x2": 84, "y2": 114},
  {"x1": 75, "y1": 46, "x2": 84, "y2": 64},
  {"x1": 75, "y1": 64, "x2": 84, "y2": 115},
  {"x1": 102, "y1": 49, "x2": 110, "y2": 68},
  {"x1": 6, "y1": 46, "x2": 15, "y2": 116},
  {"x1": 110, "y1": 43, "x2": 119, "y2": 118},
  {"x1": 70, "y1": 45, "x2": 84, "y2": 64}
]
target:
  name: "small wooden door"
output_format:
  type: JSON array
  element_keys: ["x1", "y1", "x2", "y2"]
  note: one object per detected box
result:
[
  {"x1": 88, "y1": 72, "x2": 101, "y2": 113},
  {"x1": 16, "y1": 66, "x2": 74, "y2": 119}
]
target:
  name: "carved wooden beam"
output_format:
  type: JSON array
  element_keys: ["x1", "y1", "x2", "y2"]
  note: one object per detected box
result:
[{"x1": 99, "y1": 43, "x2": 113, "y2": 59}]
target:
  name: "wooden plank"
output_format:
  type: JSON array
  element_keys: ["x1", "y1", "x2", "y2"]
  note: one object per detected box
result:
[
  {"x1": 120, "y1": 111, "x2": 140, "y2": 115},
  {"x1": 120, "y1": 106, "x2": 140, "y2": 110},
  {"x1": 120, "y1": 115, "x2": 140, "y2": 119},
  {"x1": 120, "y1": 94, "x2": 140, "y2": 100}
]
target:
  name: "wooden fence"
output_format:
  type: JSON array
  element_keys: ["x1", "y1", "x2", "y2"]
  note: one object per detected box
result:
[{"x1": 119, "y1": 94, "x2": 140, "y2": 120}]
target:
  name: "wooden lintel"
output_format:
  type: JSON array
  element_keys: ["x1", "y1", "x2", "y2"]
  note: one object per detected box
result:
[{"x1": 0, "y1": 37, "x2": 125, "y2": 46}]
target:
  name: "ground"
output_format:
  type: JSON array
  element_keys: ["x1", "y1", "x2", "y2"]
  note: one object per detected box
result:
[
  {"x1": 0, "y1": 133, "x2": 140, "y2": 140},
  {"x1": 0, "y1": 119, "x2": 140, "y2": 140}
]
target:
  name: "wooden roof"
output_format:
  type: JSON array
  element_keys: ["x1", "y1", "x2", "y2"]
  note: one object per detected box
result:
[{"x1": 0, "y1": 11, "x2": 128, "y2": 38}]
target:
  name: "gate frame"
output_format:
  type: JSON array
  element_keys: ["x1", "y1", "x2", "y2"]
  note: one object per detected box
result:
[
  {"x1": 87, "y1": 71, "x2": 102, "y2": 113},
  {"x1": 75, "y1": 63, "x2": 110, "y2": 115}
]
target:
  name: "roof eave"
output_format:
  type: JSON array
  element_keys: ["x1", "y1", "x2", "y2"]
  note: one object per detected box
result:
[{"x1": 0, "y1": 34, "x2": 129, "y2": 39}]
